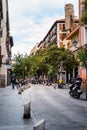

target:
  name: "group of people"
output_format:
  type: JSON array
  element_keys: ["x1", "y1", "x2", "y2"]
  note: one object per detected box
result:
[{"x1": 11, "y1": 77, "x2": 26, "y2": 89}]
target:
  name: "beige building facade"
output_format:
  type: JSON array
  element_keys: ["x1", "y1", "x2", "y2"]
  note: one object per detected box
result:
[{"x1": 0, "y1": 0, "x2": 13, "y2": 87}]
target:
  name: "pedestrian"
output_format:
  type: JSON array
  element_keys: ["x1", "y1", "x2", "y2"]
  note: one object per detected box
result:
[
  {"x1": 58, "y1": 79, "x2": 63, "y2": 88},
  {"x1": 11, "y1": 77, "x2": 16, "y2": 89}
]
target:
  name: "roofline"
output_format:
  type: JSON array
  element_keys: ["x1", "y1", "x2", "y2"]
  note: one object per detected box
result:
[
  {"x1": 43, "y1": 18, "x2": 79, "y2": 41},
  {"x1": 43, "y1": 19, "x2": 65, "y2": 41}
]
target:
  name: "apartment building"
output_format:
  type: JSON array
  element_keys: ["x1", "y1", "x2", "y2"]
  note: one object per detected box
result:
[
  {"x1": 30, "y1": 43, "x2": 39, "y2": 56},
  {"x1": 0, "y1": 0, "x2": 13, "y2": 87},
  {"x1": 30, "y1": 41, "x2": 45, "y2": 56},
  {"x1": 40, "y1": 4, "x2": 79, "y2": 50},
  {"x1": 29, "y1": 3, "x2": 79, "y2": 82},
  {"x1": 77, "y1": 0, "x2": 87, "y2": 80},
  {"x1": 43, "y1": 19, "x2": 66, "y2": 48},
  {"x1": 30, "y1": 3, "x2": 79, "y2": 54},
  {"x1": 62, "y1": 1, "x2": 87, "y2": 81}
]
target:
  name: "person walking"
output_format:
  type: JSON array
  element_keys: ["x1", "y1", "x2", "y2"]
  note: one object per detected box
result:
[{"x1": 11, "y1": 77, "x2": 16, "y2": 89}]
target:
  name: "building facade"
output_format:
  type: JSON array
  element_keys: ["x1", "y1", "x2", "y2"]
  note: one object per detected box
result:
[
  {"x1": 0, "y1": 0, "x2": 13, "y2": 87},
  {"x1": 43, "y1": 19, "x2": 66, "y2": 48},
  {"x1": 29, "y1": 3, "x2": 79, "y2": 83},
  {"x1": 78, "y1": 0, "x2": 87, "y2": 81},
  {"x1": 63, "y1": 0, "x2": 87, "y2": 82}
]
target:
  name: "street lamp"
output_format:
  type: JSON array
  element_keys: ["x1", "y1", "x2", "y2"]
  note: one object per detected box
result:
[
  {"x1": 72, "y1": 40, "x2": 78, "y2": 48},
  {"x1": 58, "y1": 61, "x2": 63, "y2": 73}
]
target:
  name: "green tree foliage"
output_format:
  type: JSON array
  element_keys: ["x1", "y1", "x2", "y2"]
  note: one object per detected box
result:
[
  {"x1": 30, "y1": 48, "x2": 48, "y2": 77},
  {"x1": 44, "y1": 45, "x2": 78, "y2": 73},
  {"x1": 12, "y1": 45, "x2": 78, "y2": 81},
  {"x1": 77, "y1": 47, "x2": 87, "y2": 78},
  {"x1": 81, "y1": 0, "x2": 87, "y2": 25},
  {"x1": 12, "y1": 53, "x2": 31, "y2": 79}
]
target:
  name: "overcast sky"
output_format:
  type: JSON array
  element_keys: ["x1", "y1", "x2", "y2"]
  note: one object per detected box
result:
[{"x1": 8, "y1": 0, "x2": 78, "y2": 57}]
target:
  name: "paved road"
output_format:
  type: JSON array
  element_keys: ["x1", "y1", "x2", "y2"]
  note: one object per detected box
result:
[
  {"x1": 29, "y1": 84, "x2": 87, "y2": 130},
  {"x1": 0, "y1": 84, "x2": 87, "y2": 130},
  {"x1": 0, "y1": 86, "x2": 34, "y2": 130}
]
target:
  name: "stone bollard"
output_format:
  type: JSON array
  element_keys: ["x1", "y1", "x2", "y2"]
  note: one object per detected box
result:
[
  {"x1": 33, "y1": 119, "x2": 45, "y2": 130},
  {"x1": 23, "y1": 101, "x2": 31, "y2": 119},
  {"x1": 18, "y1": 88, "x2": 22, "y2": 94},
  {"x1": 21, "y1": 86, "x2": 24, "y2": 92}
]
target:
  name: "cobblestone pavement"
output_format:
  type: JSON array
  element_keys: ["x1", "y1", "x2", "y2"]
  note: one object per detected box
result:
[
  {"x1": 0, "y1": 84, "x2": 87, "y2": 130},
  {"x1": 0, "y1": 85, "x2": 34, "y2": 130}
]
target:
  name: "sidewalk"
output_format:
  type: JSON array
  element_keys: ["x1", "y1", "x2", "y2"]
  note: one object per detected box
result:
[{"x1": 0, "y1": 85, "x2": 34, "y2": 130}]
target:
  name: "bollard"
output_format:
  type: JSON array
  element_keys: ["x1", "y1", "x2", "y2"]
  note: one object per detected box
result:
[
  {"x1": 21, "y1": 87, "x2": 24, "y2": 92},
  {"x1": 33, "y1": 119, "x2": 45, "y2": 130},
  {"x1": 23, "y1": 101, "x2": 31, "y2": 119},
  {"x1": 18, "y1": 88, "x2": 22, "y2": 94}
]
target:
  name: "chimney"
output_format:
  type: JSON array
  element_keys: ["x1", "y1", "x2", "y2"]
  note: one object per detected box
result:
[{"x1": 65, "y1": 3, "x2": 75, "y2": 33}]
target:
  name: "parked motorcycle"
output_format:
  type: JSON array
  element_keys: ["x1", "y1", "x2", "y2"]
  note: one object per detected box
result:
[
  {"x1": 69, "y1": 78, "x2": 83, "y2": 99},
  {"x1": 58, "y1": 83, "x2": 63, "y2": 88}
]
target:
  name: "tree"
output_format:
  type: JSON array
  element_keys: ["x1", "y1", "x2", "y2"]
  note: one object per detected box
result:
[
  {"x1": 12, "y1": 53, "x2": 31, "y2": 79},
  {"x1": 80, "y1": 0, "x2": 87, "y2": 25},
  {"x1": 43, "y1": 45, "x2": 78, "y2": 82},
  {"x1": 12, "y1": 45, "x2": 78, "y2": 83},
  {"x1": 77, "y1": 46, "x2": 87, "y2": 101},
  {"x1": 45, "y1": 45, "x2": 78, "y2": 72},
  {"x1": 77, "y1": 47, "x2": 87, "y2": 79}
]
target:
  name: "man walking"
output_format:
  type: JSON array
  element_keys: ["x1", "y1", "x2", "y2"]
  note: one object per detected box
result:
[{"x1": 11, "y1": 77, "x2": 16, "y2": 89}]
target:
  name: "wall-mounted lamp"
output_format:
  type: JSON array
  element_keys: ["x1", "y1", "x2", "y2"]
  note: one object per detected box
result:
[{"x1": 72, "y1": 40, "x2": 78, "y2": 48}]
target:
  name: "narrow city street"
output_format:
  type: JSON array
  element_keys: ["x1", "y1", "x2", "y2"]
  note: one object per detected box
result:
[
  {"x1": 29, "y1": 84, "x2": 87, "y2": 130},
  {"x1": 0, "y1": 84, "x2": 87, "y2": 130}
]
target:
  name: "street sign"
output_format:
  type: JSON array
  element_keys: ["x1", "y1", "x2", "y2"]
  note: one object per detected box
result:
[{"x1": 6, "y1": 65, "x2": 12, "y2": 69}]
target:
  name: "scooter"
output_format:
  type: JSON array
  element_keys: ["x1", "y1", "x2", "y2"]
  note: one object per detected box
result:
[
  {"x1": 58, "y1": 83, "x2": 63, "y2": 88},
  {"x1": 69, "y1": 79, "x2": 83, "y2": 99}
]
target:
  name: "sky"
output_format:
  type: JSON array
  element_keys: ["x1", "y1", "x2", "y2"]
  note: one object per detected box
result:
[{"x1": 8, "y1": 0, "x2": 78, "y2": 57}]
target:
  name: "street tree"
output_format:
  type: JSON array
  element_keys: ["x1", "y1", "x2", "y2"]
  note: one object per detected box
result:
[
  {"x1": 12, "y1": 45, "x2": 78, "y2": 83},
  {"x1": 43, "y1": 45, "x2": 78, "y2": 81},
  {"x1": 12, "y1": 53, "x2": 31, "y2": 79},
  {"x1": 30, "y1": 48, "x2": 48, "y2": 77},
  {"x1": 77, "y1": 47, "x2": 87, "y2": 79},
  {"x1": 80, "y1": 0, "x2": 87, "y2": 24}
]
